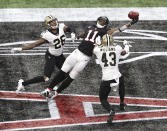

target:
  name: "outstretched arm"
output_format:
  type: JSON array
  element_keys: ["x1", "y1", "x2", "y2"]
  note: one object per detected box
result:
[
  {"x1": 11, "y1": 38, "x2": 46, "y2": 53},
  {"x1": 107, "y1": 17, "x2": 138, "y2": 35},
  {"x1": 22, "y1": 38, "x2": 46, "y2": 50}
]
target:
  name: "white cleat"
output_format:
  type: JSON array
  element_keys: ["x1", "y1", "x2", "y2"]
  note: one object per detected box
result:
[
  {"x1": 40, "y1": 88, "x2": 58, "y2": 100},
  {"x1": 16, "y1": 79, "x2": 25, "y2": 93}
]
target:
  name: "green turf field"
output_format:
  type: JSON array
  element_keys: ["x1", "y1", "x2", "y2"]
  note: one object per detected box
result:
[{"x1": 0, "y1": 0, "x2": 167, "y2": 8}]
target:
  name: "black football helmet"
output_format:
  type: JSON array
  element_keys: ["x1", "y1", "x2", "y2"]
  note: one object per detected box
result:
[{"x1": 97, "y1": 16, "x2": 109, "y2": 27}]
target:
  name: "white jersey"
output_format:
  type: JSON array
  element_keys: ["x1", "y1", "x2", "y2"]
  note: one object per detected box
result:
[
  {"x1": 93, "y1": 45, "x2": 123, "y2": 81},
  {"x1": 40, "y1": 23, "x2": 66, "y2": 56}
]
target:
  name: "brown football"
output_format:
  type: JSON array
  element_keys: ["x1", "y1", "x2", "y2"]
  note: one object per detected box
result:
[{"x1": 128, "y1": 11, "x2": 139, "y2": 19}]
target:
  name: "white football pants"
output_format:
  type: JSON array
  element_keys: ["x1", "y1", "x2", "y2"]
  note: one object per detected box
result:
[{"x1": 61, "y1": 49, "x2": 91, "y2": 79}]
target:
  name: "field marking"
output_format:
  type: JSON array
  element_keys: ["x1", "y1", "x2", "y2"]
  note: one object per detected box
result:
[
  {"x1": 1, "y1": 91, "x2": 167, "y2": 130},
  {"x1": 1, "y1": 8, "x2": 167, "y2": 22},
  {"x1": 1, "y1": 90, "x2": 167, "y2": 101},
  {"x1": 48, "y1": 100, "x2": 60, "y2": 119}
]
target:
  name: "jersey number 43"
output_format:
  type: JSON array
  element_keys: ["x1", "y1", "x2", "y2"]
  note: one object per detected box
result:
[{"x1": 101, "y1": 52, "x2": 116, "y2": 67}]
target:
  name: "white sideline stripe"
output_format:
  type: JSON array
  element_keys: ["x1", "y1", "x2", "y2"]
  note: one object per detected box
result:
[
  {"x1": 3, "y1": 116, "x2": 167, "y2": 131},
  {"x1": 0, "y1": 98, "x2": 46, "y2": 102},
  {"x1": 2, "y1": 115, "x2": 167, "y2": 131},
  {"x1": 0, "y1": 8, "x2": 167, "y2": 22},
  {"x1": 48, "y1": 100, "x2": 60, "y2": 119},
  {"x1": 1, "y1": 90, "x2": 167, "y2": 100}
]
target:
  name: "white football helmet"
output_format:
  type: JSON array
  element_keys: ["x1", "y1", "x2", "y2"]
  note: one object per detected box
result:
[{"x1": 45, "y1": 15, "x2": 59, "y2": 29}]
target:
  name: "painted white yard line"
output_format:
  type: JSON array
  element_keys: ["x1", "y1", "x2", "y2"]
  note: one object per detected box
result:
[
  {"x1": 119, "y1": 52, "x2": 167, "y2": 64},
  {"x1": 3, "y1": 116, "x2": 167, "y2": 131},
  {"x1": 48, "y1": 100, "x2": 60, "y2": 119},
  {"x1": 2, "y1": 90, "x2": 167, "y2": 101},
  {"x1": 0, "y1": 8, "x2": 167, "y2": 22}
]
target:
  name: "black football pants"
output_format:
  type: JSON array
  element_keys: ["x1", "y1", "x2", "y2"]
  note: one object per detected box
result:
[{"x1": 99, "y1": 76, "x2": 125, "y2": 112}]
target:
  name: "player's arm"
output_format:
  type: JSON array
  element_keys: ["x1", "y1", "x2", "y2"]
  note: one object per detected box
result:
[
  {"x1": 63, "y1": 25, "x2": 76, "y2": 41},
  {"x1": 107, "y1": 17, "x2": 138, "y2": 35},
  {"x1": 120, "y1": 40, "x2": 131, "y2": 59},
  {"x1": 77, "y1": 33, "x2": 85, "y2": 39},
  {"x1": 11, "y1": 38, "x2": 46, "y2": 52}
]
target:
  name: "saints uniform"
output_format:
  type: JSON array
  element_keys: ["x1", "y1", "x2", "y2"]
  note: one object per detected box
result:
[
  {"x1": 93, "y1": 34, "x2": 128, "y2": 114},
  {"x1": 93, "y1": 44, "x2": 123, "y2": 81},
  {"x1": 41, "y1": 23, "x2": 66, "y2": 78}
]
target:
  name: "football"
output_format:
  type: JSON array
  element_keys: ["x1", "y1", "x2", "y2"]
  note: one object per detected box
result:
[{"x1": 128, "y1": 11, "x2": 139, "y2": 19}]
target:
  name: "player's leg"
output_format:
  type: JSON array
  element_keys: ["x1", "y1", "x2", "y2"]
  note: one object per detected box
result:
[
  {"x1": 56, "y1": 50, "x2": 91, "y2": 93},
  {"x1": 119, "y1": 76, "x2": 126, "y2": 111},
  {"x1": 40, "y1": 50, "x2": 77, "y2": 98},
  {"x1": 99, "y1": 81, "x2": 113, "y2": 112},
  {"x1": 54, "y1": 54, "x2": 66, "y2": 69},
  {"x1": 48, "y1": 50, "x2": 77, "y2": 90},
  {"x1": 99, "y1": 81, "x2": 115, "y2": 124},
  {"x1": 16, "y1": 51, "x2": 53, "y2": 92}
]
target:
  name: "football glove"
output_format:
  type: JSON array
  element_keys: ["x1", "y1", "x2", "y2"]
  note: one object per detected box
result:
[
  {"x1": 123, "y1": 40, "x2": 132, "y2": 47},
  {"x1": 11, "y1": 48, "x2": 22, "y2": 53},
  {"x1": 130, "y1": 17, "x2": 138, "y2": 25}
]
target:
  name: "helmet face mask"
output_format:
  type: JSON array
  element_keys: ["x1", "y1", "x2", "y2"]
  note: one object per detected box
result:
[
  {"x1": 45, "y1": 15, "x2": 59, "y2": 29},
  {"x1": 96, "y1": 16, "x2": 109, "y2": 28}
]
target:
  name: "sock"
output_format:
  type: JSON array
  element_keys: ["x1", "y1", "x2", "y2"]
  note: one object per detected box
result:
[
  {"x1": 22, "y1": 76, "x2": 45, "y2": 86},
  {"x1": 49, "y1": 70, "x2": 68, "y2": 89},
  {"x1": 57, "y1": 76, "x2": 73, "y2": 93}
]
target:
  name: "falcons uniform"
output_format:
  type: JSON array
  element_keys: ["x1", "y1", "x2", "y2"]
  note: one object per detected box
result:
[
  {"x1": 61, "y1": 25, "x2": 109, "y2": 79},
  {"x1": 40, "y1": 23, "x2": 66, "y2": 77}
]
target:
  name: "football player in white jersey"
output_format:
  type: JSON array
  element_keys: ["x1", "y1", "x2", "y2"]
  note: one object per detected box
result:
[
  {"x1": 11, "y1": 15, "x2": 76, "y2": 93},
  {"x1": 93, "y1": 34, "x2": 131, "y2": 124},
  {"x1": 40, "y1": 15, "x2": 138, "y2": 100}
]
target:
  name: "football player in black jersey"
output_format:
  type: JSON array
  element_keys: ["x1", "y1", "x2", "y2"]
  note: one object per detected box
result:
[{"x1": 40, "y1": 16, "x2": 138, "y2": 100}]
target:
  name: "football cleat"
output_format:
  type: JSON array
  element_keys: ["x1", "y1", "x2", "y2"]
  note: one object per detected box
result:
[
  {"x1": 120, "y1": 103, "x2": 127, "y2": 111},
  {"x1": 16, "y1": 79, "x2": 25, "y2": 93},
  {"x1": 40, "y1": 88, "x2": 58, "y2": 99},
  {"x1": 107, "y1": 110, "x2": 115, "y2": 124}
]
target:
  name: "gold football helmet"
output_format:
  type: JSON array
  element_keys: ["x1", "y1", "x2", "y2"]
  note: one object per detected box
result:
[
  {"x1": 45, "y1": 15, "x2": 59, "y2": 29},
  {"x1": 101, "y1": 34, "x2": 114, "y2": 47}
]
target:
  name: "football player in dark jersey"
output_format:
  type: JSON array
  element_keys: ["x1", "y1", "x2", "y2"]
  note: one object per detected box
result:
[
  {"x1": 11, "y1": 15, "x2": 75, "y2": 93},
  {"x1": 40, "y1": 16, "x2": 138, "y2": 101}
]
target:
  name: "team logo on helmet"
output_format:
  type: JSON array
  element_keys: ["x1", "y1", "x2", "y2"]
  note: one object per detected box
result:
[
  {"x1": 101, "y1": 34, "x2": 114, "y2": 47},
  {"x1": 45, "y1": 15, "x2": 59, "y2": 29}
]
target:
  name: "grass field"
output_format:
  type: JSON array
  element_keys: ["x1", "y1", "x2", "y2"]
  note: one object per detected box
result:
[{"x1": 0, "y1": 0, "x2": 167, "y2": 8}]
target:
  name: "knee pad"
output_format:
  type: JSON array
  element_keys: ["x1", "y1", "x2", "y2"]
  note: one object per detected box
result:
[{"x1": 69, "y1": 71, "x2": 79, "y2": 79}]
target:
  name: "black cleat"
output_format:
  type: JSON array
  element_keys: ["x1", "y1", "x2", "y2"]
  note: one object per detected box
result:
[
  {"x1": 107, "y1": 110, "x2": 115, "y2": 124},
  {"x1": 120, "y1": 103, "x2": 127, "y2": 111}
]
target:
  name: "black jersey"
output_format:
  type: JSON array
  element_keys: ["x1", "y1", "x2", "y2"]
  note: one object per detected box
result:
[{"x1": 78, "y1": 25, "x2": 108, "y2": 57}]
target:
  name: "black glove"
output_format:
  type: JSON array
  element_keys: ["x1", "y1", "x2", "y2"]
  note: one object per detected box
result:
[{"x1": 130, "y1": 17, "x2": 139, "y2": 25}]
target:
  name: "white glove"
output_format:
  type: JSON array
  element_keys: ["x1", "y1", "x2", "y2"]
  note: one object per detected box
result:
[
  {"x1": 71, "y1": 32, "x2": 76, "y2": 42},
  {"x1": 11, "y1": 48, "x2": 22, "y2": 53},
  {"x1": 95, "y1": 36, "x2": 101, "y2": 46},
  {"x1": 123, "y1": 40, "x2": 132, "y2": 47}
]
